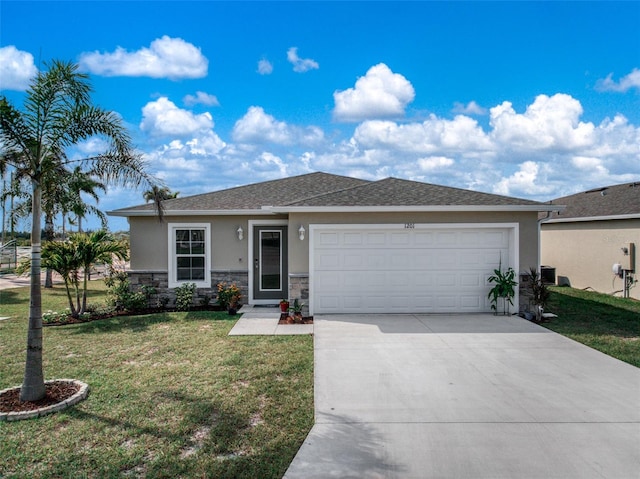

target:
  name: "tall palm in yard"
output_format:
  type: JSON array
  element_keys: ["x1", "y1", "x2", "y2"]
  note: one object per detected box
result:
[{"x1": 0, "y1": 60, "x2": 161, "y2": 401}]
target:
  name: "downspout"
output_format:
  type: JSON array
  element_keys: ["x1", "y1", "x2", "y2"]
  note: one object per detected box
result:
[
  {"x1": 537, "y1": 210, "x2": 552, "y2": 273},
  {"x1": 538, "y1": 203, "x2": 564, "y2": 272}
]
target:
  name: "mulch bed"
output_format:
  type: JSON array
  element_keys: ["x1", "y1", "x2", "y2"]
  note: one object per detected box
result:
[
  {"x1": 278, "y1": 313, "x2": 314, "y2": 325},
  {"x1": 0, "y1": 381, "x2": 80, "y2": 413}
]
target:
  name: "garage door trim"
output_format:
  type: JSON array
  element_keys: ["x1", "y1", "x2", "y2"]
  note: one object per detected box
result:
[{"x1": 309, "y1": 223, "x2": 519, "y2": 315}]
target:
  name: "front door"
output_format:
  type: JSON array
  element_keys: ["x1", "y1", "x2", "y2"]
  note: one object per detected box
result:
[{"x1": 252, "y1": 225, "x2": 288, "y2": 301}]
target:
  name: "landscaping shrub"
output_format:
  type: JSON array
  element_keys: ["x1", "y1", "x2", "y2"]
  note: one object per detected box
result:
[{"x1": 175, "y1": 282, "x2": 197, "y2": 311}]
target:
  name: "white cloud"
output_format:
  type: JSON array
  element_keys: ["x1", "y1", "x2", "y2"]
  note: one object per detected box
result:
[
  {"x1": 232, "y1": 106, "x2": 324, "y2": 146},
  {"x1": 286, "y1": 47, "x2": 319, "y2": 73},
  {"x1": 257, "y1": 58, "x2": 273, "y2": 75},
  {"x1": 417, "y1": 156, "x2": 455, "y2": 171},
  {"x1": 232, "y1": 106, "x2": 292, "y2": 144},
  {"x1": 354, "y1": 115, "x2": 493, "y2": 155},
  {"x1": 333, "y1": 63, "x2": 415, "y2": 122},
  {"x1": 241, "y1": 152, "x2": 288, "y2": 177},
  {"x1": 489, "y1": 94, "x2": 595, "y2": 151},
  {"x1": 140, "y1": 97, "x2": 215, "y2": 137},
  {"x1": 452, "y1": 101, "x2": 487, "y2": 116},
  {"x1": 79, "y1": 36, "x2": 208, "y2": 80},
  {"x1": 493, "y1": 161, "x2": 556, "y2": 197},
  {"x1": 596, "y1": 68, "x2": 640, "y2": 92},
  {"x1": 0, "y1": 46, "x2": 37, "y2": 91},
  {"x1": 183, "y1": 91, "x2": 219, "y2": 107}
]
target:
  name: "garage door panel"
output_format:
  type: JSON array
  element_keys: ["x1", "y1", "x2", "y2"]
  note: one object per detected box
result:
[
  {"x1": 391, "y1": 232, "x2": 410, "y2": 245},
  {"x1": 484, "y1": 231, "x2": 509, "y2": 247},
  {"x1": 415, "y1": 232, "x2": 435, "y2": 245},
  {"x1": 460, "y1": 273, "x2": 482, "y2": 287},
  {"x1": 344, "y1": 232, "x2": 363, "y2": 245},
  {"x1": 319, "y1": 232, "x2": 339, "y2": 245},
  {"x1": 312, "y1": 226, "x2": 513, "y2": 314},
  {"x1": 318, "y1": 253, "x2": 340, "y2": 268},
  {"x1": 437, "y1": 232, "x2": 457, "y2": 245},
  {"x1": 344, "y1": 254, "x2": 363, "y2": 268}
]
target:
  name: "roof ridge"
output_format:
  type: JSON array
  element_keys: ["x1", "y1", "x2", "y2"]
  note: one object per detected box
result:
[{"x1": 282, "y1": 175, "x2": 373, "y2": 205}]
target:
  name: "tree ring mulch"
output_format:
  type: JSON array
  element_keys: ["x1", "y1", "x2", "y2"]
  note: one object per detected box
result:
[{"x1": 0, "y1": 379, "x2": 89, "y2": 421}]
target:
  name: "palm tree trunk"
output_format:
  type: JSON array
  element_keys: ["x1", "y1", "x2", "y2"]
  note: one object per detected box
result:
[
  {"x1": 21, "y1": 179, "x2": 45, "y2": 401},
  {"x1": 44, "y1": 214, "x2": 54, "y2": 288}
]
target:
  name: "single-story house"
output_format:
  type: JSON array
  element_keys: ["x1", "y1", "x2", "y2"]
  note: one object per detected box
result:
[
  {"x1": 109, "y1": 172, "x2": 561, "y2": 315},
  {"x1": 541, "y1": 181, "x2": 640, "y2": 300}
]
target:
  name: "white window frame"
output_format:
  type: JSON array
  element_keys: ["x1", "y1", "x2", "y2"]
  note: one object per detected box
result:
[{"x1": 168, "y1": 223, "x2": 211, "y2": 289}]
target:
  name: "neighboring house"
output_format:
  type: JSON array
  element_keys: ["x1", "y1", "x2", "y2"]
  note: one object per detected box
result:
[
  {"x1": 109, "y1": 172, "x2": 559, "y2": 315},
  {"x1": 541, "y1": 181, "x2": 640, "y2": 300}
]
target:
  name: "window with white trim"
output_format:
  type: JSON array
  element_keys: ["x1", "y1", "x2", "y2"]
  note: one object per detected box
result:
[{"x1": 168, "y1": 223, "x2": 210, "y2": 288}]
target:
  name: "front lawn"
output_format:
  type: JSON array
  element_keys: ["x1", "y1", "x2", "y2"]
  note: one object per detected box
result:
[
  {"x1": 0, "y1": 283, "x2": 313, "y2": 478},
  {"x1": 544, "y1": 287, "x2": 640, "y2": 367}
]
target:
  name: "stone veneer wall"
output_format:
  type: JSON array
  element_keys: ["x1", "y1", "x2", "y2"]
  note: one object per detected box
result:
[
  {"x1": 518, "y1": 272, "x2": 533, "y2": 314},
  {"x1": 289, "y1": 274, "x2": 309, "y2": 315},
  {"x1": 129, "y1": 270, "x2": 530, "y2": 315},
  {"x1": 128, "y1": 270, "x2": 249, "y2": 309}
]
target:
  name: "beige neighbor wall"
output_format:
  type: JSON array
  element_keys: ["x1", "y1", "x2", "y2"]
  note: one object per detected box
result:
[
  {"x1": 541, "y1": 219, "x2": 640, "y2": 300},
  {"x1": 287, "y1": 211, "x2": 540, "y2": 275}
]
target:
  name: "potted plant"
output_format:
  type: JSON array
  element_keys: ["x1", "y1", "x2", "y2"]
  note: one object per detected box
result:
[
  {"x1": 279, "y1": 299, "x2": 290, "y2": 313},
  {"x1": 487, "y1": 264, "x2": 518, "y2": 315},
  {"x1": 289, "y1": 298, "x2": 304, "y2": 323}
]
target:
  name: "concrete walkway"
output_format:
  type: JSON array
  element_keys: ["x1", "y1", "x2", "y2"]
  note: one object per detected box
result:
[
  {"x1": 228, "y1": 305, "x2": 313, "y2": 336},
  {"x1": 284, "y1": 314, "x2": 640, "y2": 478}
]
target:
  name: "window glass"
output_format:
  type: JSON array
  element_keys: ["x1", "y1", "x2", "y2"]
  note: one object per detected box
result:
[{"x1": 174, "y1": 227, "x2": 206, "y2": 283}]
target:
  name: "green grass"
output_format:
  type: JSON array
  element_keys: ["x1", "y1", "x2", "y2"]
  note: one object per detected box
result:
[
  {"x1": 544, "y1": 287, "x2": 640, "y2": 367},
  {"x1": 0, "y1": 283, "x2": 313, "y2": 479}
]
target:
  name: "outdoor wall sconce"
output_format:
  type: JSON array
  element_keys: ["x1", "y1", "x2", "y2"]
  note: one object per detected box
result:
[
  {"x1": 298, "y1": 225, "x2": 306, "y2": 241},
  {"x1": 237, "y1": 226, "x2": 244, "y2": 241}
]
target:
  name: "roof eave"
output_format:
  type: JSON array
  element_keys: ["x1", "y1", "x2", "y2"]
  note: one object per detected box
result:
[{"x1": 543, "y1": 213, "x2": 640, "y2": 224}]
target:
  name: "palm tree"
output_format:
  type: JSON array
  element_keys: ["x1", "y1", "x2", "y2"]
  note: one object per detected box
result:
[
  {"x1": 38, "y1": 231, "x2": 128, "y2": 317},
  {"x1": 0, "y1": 60, "x2": 161, "y2": 401},
  {"x1": 74, "y1": 230, "x2": 128, "y2": 314},
  {"x1": 62, "y1": 166, "x2": 108, "y2": 235},
  {"x1": 143, "y1": 185, "x2": 179, "y2": 203}
]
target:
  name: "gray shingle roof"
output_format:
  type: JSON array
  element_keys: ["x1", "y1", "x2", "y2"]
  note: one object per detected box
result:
[
  {"x1": 284, "y1": 177, "x2": 543, "y2": 207},
  {"x1": 110, "y1": 172, "x2": 551, "y2": 216},
  {"x1": 111, "y1": 172, "x2": 370, "y2": 213},
  {"x1": 546, "y1": 181, "x2": 640, "y2": 220}
]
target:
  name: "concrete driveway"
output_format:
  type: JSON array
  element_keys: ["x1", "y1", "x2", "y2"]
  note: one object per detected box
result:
[{"x1": 284, "y1": 314, "x2": 640, "y2": 478}]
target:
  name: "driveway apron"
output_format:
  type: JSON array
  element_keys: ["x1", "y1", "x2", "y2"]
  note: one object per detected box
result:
[{"x1": 284, "y1": 314, "x2": 640, "y2": 479}]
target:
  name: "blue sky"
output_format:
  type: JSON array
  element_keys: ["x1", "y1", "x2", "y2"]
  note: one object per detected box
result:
[{"x1": 1, "y1": 1, "x2": 639, "y2": 232}]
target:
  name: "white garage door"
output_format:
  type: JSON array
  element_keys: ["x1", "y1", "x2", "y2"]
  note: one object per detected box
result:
[{"x1": 311, "y1": 224, "x2": 515, "y2": 314}]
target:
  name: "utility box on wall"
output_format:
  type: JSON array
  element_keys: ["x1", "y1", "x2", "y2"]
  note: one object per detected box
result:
[{"x1": 623, "y1": 243, "x2": 635, "y2": 272}]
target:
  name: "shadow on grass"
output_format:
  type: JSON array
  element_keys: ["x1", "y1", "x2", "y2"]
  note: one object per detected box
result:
[
  {"x1": 67, "y1": 388, "x2": 300, "y2": 479},
  {"x1": 0, "y1": 289, "x2": 22, "y2": 305},
  {"x1": 64, "y1": 312, "x2": 180, "y2": 334},
  {"x1": 62, "y1": 310, "x2": 239, "y2": 335}
]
